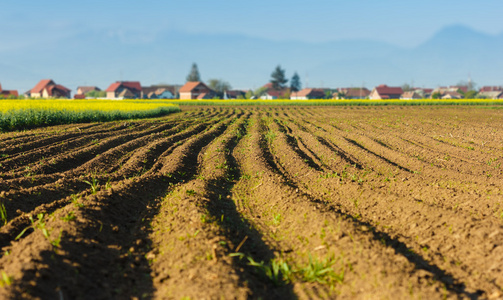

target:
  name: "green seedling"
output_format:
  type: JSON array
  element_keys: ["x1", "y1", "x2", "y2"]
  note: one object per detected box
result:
[
  {"x1": 301, "y1": 254, "x2": 344, "y2": 286},
  {"x1": 15, "y1": 213, "x2": 61, "y2": 248},
  {"x1": 0, "y1": 271, "x2": 13, "y2": 287},
  {"x1": 83, "y1": 177, "x2": 100, "y2": 194},
  {"x1": 0, "y1": 202, "x2": 7, "y2": 226},
  {"x1": 16, "y1": 214, "x2": 42, "y2": 240},
  {"x1": 230, "y1": 253, "x2": 293, "y2": 286},
  {"x1": 105, "y1": 178, "x2": 112, "y2": 189},
  {"x1": 265, "y1": 131, "x2": 276, "y2": 143},
  {"x1": 70, "y1": 194, "x2": 84, "y2": 208},
  {"x1": 49, "y1": 230, "x2": 62, "y2": 248},
  {"x1": 272, "y1": 213, "x2": 282, "y2": 225},
  {"x1": 61, "y1": 211, "x2": 76, "y2": 222}
]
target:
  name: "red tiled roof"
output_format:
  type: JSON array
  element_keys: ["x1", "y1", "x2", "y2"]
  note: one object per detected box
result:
[
  {"x1": 197, "y1": 93, "x2": 208, "y2": 99},
  {"x1": 54, "y1": 84, "x2": 70, "y2": 92},
  {"x1": 179, "y1": 81, "x2": 209, "y2": 93},
  {"x1": 105, "y1": 81, "x2": 141, "y2": 92},
  {"x1": 449, "y1": 86, "x2": 468, "y2": 93},
  {"x1": 375, "y1": 85, "x2": 403, "y2": 96},
  {"x1": 122, "y1": 81, "x2": 142, "y2": 91},
  {"x1": 338, "y1": 88, "x2": 371, "y2": 98},
  {"x1": 291, "y1": 88, "x2": 325, "y2": 98},
  {"x1": 0, "y1": 83, "x2": 2, "y2": 92},
  {"x1": 46, "y1": 85, "x2": 70, "y2": 97},
  {"x1": 267, "y1": 89, "x2": 290, "y2": 98},
  {"x1": 31, "y1": 79, "x2": 54, "y2": 93},
  {"x1": 479, "y1": 86, "x2": 503, "y2": 92},
  {"x1": 105, "y1": 82, "x2": 122, "y2": 92},
  {"x1": 266, "y1": 90, "x2": 284, "y2": 98},
  {"x1": 401, "y1": 91, "x2": 421, "y2": 99},
  {"x1": 0, "y1": 90, "x2": 18, "y2": 97}
]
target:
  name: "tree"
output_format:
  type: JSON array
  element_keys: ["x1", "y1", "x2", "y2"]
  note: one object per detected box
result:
[
  {"x1": 401, "y1": 83, "x2": 413, "y2": 92},
  {"x1": 245, "y1": 90, "x2": 254, "y2": 99},
  {"x1": 254, "y1": 86, "x2": 268, "y2": 98},
  {"x1": 86, "y1": 90, "x2": 106, "y2": 98},
  {"x1": 279, "y1": 91, "x2": 290, "y2": 99},
  {"x1": 456, "y1": 80, "x2": 476, "y2": 92},
  {"x1": 336, "y1": 91, "x2": 346, "y2": 99},
  {"x1": 431, "y1": 92, "x2": 442, "y2": 99},
  {"x1": 270, "y1": 65, "x2": 288, "y2": 90},
  {"x1": 324, "y1": 90, "x2": 332, "y2": 99},
  {"x1": 463, "y1": 90, "x2": 478, "y2": 99},
  {"x1": 186, "y1": 63, "x2": 201, "y2": 82},
  {"x1": 290, "y1": 72, "x2": 301, "y2": 92},
  {"x1": 208, "y1": 79, "x2": 231, "y2": 94}
]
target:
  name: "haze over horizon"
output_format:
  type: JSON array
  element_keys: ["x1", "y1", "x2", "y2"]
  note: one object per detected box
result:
[{"x1": 1, "y1": 0, "x2": 502, "y2": 92}]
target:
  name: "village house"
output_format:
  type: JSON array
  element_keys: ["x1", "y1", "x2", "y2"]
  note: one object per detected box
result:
[
  {"x1": 412, "y1": 88, "x2": 433, "y2": 98},
  {"x1": 141, "y1": 84, "x2": 180, "y2": 99},
  {"x1": 260, "y1": 90, "x2": 283, "y2": 100},
  {"x1": 141, "y1": 86, "x2": 158, "y2": 99},
  {"x1": 0, "y1": 83, "x2": 19, "y2": 98},
  {"x1": 441, "y1": 91, "x2": 463, "y2": 99},
  {"x1": 400, "y1": 91, "x2": 422, "y2": 100},
  {"x1": 478, "y1": 91, "x2": 503, "y2": 99},
  {"x1": 479, "y1": 86, "x2": 503, "y2": 93},
  {"x1": 179, "y1": 82, "x2": 215, "y2": 99},
  {"x1": 259, "y1": 83, "x2": 290, "y2": 100},
  {"x1": 76, "y1": 86, "x2": 101, "y2": 95},
  {"x1": 432, "y1": 86, "x2": 468, "y2": 96},
  {"x1": 74, "y1": 86, "x2": 102, "y2": 99},
  {"x1": 369, "y1": 85, "x2": 403, "y2": 99},
  {"x1": 290, "y1": 88, "x2": 326, "y2": 100},
  {"x1": 105, "y1": 81, "x2": 142, "y2": 99},
  {"x1": 151, "y1": 88, "x2": 176, "y2": 99},
  {"x1": 27, "y1": 79, "x2": 71, "y2": 98},
  {"x1": 224, "y1": 90, "x2": 246, "y2": 99},
  {"x1": 334, "y1": 87, "x2": 370, "y2": 99}
]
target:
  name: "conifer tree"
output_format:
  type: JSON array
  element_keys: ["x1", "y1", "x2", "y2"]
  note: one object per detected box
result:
[
  {"x1": 270, "y1": 65, "x2": 288, "y2": 90},
  {"x1": 186, "y1": 63, "x2": 201, "y2": 82},
  {"x1": 290, "y1": 72, "x2": 301, "y2": 92}
]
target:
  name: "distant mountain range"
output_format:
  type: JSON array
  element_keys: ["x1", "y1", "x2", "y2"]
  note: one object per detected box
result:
[{"x1": 1, "y1": 25, "x2": 502, "y2": 92}]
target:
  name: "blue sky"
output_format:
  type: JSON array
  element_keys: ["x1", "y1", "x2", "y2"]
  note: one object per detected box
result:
[
  {"x1": 2, "y1": 0, "x2": 503, "y2": 48},
  {"x1": 1, "y1": 0, "x2": 503, "y2": 91}
]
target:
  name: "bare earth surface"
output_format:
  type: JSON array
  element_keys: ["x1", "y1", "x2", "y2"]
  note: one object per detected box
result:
[{"x1": 0, "y1": 106, "x2": 502, "y2": 299}]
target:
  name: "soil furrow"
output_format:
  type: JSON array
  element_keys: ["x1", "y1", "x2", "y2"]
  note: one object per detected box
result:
[
  {"x1": 0, "y1": 111, "x2": 234, "y2": 299},
  {"x1": 0, "y1": 116, "x2": 232, "y2": 236},
  {"x1": 148, "y1": 112, "x2": 297, "y2": 299},
  {"x1": 262, "y1": 112, "x2": 502, "y2": 297},
  {"x1": 228, "y1": 112, "x2": 459, "y2": 298},
  {"x1": 0, "y1": 120, "x2": 183, "y2": 175},
  {"x1": 1, "y1": 106, "x2": 502, "y2": 299}
]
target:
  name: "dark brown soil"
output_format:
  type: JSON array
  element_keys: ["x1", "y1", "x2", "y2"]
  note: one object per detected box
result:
[{"x1": 0, "y1": 106, "x2": 502, "y2": 299}]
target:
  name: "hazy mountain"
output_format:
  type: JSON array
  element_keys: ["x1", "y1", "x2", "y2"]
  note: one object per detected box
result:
[{"x1": 0, "y1": 25, "x2": 501, "y2": 92}]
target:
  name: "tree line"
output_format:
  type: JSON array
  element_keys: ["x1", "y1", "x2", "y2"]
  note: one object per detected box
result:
[{"x1": 186, "y1": 63, "x2": 302, "y2": 99}]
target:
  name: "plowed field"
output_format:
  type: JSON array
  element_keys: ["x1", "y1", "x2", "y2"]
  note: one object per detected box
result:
[{"x1": 0, "y1": 106, "x2": 502, "y2": 299}]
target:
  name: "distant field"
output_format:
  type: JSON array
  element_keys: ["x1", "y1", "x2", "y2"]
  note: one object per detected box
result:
[
  {"x1": 2, "y1": 98, "x2": 502, "y2": 132},
  {"x1": 155, "y1": 98, "x2": 503, "y2": 106},
  {"x1": 0, "y1": 99, "x2": 180, "y2": 132},
  {"x1": 0, "y1": 106, "x2": 502, "y2": 299}
]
